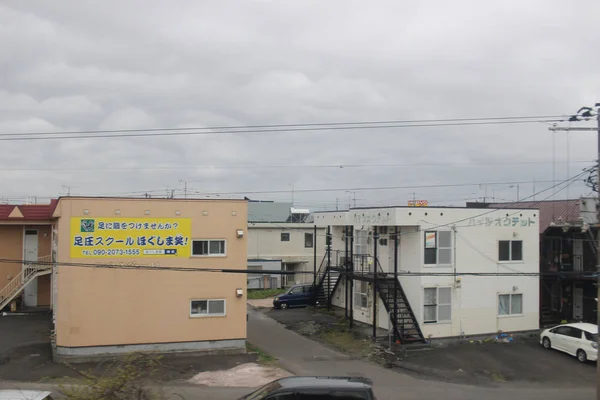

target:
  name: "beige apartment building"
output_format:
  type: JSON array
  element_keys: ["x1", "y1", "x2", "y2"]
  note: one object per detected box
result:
[{"x1": 1, "y1": 197, "x2": 248, "y2": 360}]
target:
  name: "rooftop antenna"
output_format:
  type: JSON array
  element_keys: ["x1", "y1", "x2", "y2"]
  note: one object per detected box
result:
[{"x1": 61, "y1": 185, "x2": 75, "y2": 196}]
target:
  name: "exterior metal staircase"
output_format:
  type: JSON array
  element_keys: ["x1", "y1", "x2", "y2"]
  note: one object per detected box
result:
[
  {"x1": 313, "y1": 255, "x2": 341, "y2": 307},
  {"x1": 0, "y1": 256, "x2": 52, "y2": 311},
  {"x1": 376, "y1": 277, "x2": 426, "y2": 343},
  {"x1": 313, "y1": 248, "x2": 426, "y2": 344}
]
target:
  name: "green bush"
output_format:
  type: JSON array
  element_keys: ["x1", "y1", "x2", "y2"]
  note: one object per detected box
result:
[{"x1": 247, "y1": 288, "x2": 286, "y2": 299}]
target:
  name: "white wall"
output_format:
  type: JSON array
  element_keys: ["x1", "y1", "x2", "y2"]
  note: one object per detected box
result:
[
  {"x1": 247, "y1": 259, "x2": 282, "y2": 289},
  {"x1": 248, "y1": 223, "x2": 325, "y2": 259},
  {"x1": 324, "y1": 207, "x2": 540, "y2": 338},
  {"x1": 248, "y1": 223, "x2": 326, "y2": 283}
]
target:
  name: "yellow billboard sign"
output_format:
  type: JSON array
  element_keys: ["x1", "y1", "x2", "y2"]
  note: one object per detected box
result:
[{"x1": 70, "y1": 217, "x2": 192, "y2": 258}]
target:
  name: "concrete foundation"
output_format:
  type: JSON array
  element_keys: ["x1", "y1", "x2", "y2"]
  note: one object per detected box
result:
[{"x1": 54, "y1": 338, "x2": 246, "y2": 363}]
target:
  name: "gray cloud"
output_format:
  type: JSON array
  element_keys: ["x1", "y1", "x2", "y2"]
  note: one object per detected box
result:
[{"x1": 1, "y1": 0, "x2": 599, "y2": 209}]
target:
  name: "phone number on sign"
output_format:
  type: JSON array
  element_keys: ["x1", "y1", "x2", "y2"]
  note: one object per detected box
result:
[{"x1": 82, "y1": 249, "x2": 141, "y2": 256}]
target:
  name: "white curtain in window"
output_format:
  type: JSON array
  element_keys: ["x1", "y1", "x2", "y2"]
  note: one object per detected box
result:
[
  {"x1": 438, "y1": 248, "x2": 452, "y2": 264},
  {"x1": 511, "y1": 294, "x2": 523, "y2": 314},
  {"x1": 354, "y1": 292, "x2": 362, "y2": 308},
  {"x1": 498, "y1": 294, "x2": 510, "y2": 315},
  {"x1": 424, "y1": 288, "x2": 437, "y2": 305},
  {"x1": 424, "y1": 305, "x2": 437, "y2": 322}
]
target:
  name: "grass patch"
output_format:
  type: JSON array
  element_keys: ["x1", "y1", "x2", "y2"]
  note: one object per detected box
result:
[
  {"x1": 317, "y1": 320, "x2": 374, "y2": 358},
  {"x1": 490, "y1": 372, "x2": 506, "y2": 382},
  {"x1": 247, "y1": 288, "x2": 286, "y2": 299},
  {"x1": 246, "y1": 343, "x2": 277, "y2": 366}
]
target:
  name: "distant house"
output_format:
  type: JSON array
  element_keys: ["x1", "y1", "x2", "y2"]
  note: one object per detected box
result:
[
  {"x1": 468, "y1": 198, "x2": 598, "y2": 326},
  {"x1": 247, "y1": 201, "x2": 326, "y2": 286}
]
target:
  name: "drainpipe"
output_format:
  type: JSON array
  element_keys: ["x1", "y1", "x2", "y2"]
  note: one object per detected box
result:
[
  {"x1": 344, "y1": 226, "x2": 349, "y2": 319},
  {"x1": 373, "y1": 226, "x2": 378, "y2": 340},
  {"x1": 393, "y1": 226, "x2": 399, "y2": 343},
  {"x1": 349, "y1": 227, "x2": 354, "y2": 328},
  {"x1": 327, "y1": 225, "x2": 331, "y2": 310},
  {"x1": 313, "y1": 225, "x2": 317, "y2": 289}
]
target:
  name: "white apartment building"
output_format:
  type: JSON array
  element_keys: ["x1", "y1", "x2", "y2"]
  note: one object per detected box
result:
[
  {"x1": 314, "y1": 206, "x2": 540, "y2": 340},
  {"x1": 248, "y1": 223, "x2": 326, "y2": 286}
]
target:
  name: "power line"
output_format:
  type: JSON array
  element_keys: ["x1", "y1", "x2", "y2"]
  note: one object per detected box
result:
[
  {"x1": 0, "y1": 160, "x2": 589, "y2": 172},
  {"x1": 248, "y1": 169, "x2": 588, "y2": 243},
  {"x1": 0, "y1": 119, "x2": 566, "y2": 142},
  {"x1": 424, "y1": 168, "x2": 590, "y2": 232},
  {"x1": 185, "y1": 179, "x2": 565, "y2": 196},
  {"x1": 0, "y1": 258, "x2": 581, "y2": 277},
  {"x1": 0, "y1": 114, "x2": 567, "y2": 137}
]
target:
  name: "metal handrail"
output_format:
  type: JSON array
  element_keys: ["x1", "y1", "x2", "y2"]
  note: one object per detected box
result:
[{"x1": 0, "y1": 255, "x2": 52, "y2": 305}]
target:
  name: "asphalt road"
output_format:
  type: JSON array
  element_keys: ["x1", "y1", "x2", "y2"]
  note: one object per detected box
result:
[{"x1": 247, "y1": 306, "x2": 595, "y2": 400}]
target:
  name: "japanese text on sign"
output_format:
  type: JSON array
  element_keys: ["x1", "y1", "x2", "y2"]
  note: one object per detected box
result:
[
  {"x1": 467, "y1": 216, "x2": 536, "y2": 227},
  {"x1": 70, "y1": 217, "x2": 192, "y2": 258}
]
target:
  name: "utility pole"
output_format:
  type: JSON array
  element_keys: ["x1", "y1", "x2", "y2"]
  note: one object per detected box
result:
[
  {"x1": 596, "y1": 105, "x2": 599, "y2": 400},
  {"x1": 550, "y1": 104, "x2": 600, "y2": 400},
  {"x1": 179, "y1": 180, "x2": 188, "y2": 199}
]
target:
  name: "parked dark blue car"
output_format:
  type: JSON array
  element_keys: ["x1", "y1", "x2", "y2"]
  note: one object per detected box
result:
[{"x1": 273, "y1": 284, "x2": 315, "y2": 309}]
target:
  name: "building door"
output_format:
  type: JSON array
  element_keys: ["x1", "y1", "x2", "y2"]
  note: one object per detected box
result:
[
  {"x1": 573, "y1": 239, "x2": 583, "y2": 271},
  {"x1": 573, "y1": 286, "x2": 584, "y2": 321},
  {"x1": 23, "y1": 229, "x2": 39, "y2": 307}
]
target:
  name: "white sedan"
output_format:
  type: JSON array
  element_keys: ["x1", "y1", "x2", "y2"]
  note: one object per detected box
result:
[{"x1": 540, "y1": 322, "x2": 598, "y2": 362}]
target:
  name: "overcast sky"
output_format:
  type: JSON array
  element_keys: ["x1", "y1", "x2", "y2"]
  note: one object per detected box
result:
[{"x1": 1, "y1": 1, "x2": 599, "y2": 210}]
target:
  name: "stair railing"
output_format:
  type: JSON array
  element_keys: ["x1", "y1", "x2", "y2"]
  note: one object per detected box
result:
[{"x1": 0, "y1": 255, "x2": 53, "y2": 308}]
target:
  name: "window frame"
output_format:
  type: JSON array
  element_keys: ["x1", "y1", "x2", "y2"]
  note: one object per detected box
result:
[
  {"x1": 190, "y1": 299, "x2": 227, "y2": 318},
  {"x1": 498, "y1": 240, "x2": 523, "y2": 262},
  {"x1": 191, "y1": 239, "x2": 227, "y2": 257},
  {"x1": 354, "y1": 280, "x2": 369, "y2": 309},
  {"x1": 423, "y1": 230, "x2": 452, "y2": 266},
  {"x1": 423, "y1": 287, "x2": 452, "y2": 324},
  {"x1": 304, "y1": 232, "x2": 314, "y2": 248},
  {"x1": 355, "y1": 229, "x2": 368, "y2": 256},
  {"x1": 281, "y1": 232, "x2": 290, "y2": 242},
  {"x1": 497, "y1": 293, "x2": 523, "y2": 316}
]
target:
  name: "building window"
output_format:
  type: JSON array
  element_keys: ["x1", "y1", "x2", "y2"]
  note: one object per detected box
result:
[
  {"x1": 499, "y1": 240, "x2": 523, "y2": 261},
  {"x1": 304, "y1": 233, "x2": 314, "y2": 248},
  {"x1": 191, "y1": 240, "x2": 226, "y2": 256},
  {"x1": 424, "y1": 231, "x2": 452, "y2": 265},
  {"x1": 424, "y1": 287, "x2": 451, "y2": 323},
  {"x1": 190, "y1": 299, "x2": 226, "y2": 317},
  {"x1": 355, "y1": 230, "x2": 368, "y2": 255},
  {"x1": 498, "y1": 294, "x2": 523, "y2": 315},
  {"x1": 354, "y1": 281, "x2": 368, "y2": 309},
  {"x1": 281, "y1": 232, "x2": 290, "y2": 242}
]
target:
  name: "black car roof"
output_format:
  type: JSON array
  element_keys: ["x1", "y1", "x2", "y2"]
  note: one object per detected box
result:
[{"x1": 270, "y1": 376, "x2": 372, "y2": 390}]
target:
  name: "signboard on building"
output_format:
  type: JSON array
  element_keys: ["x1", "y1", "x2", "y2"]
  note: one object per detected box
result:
[
  {"x1": 70, "y1": 217, "x2": 192, "y2": 258},
  {"x1": 408, "y1": 200, "x2": 428, "y2": 207}
]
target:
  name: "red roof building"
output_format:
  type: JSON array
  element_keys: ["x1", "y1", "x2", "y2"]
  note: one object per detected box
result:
[{"x1": 0, "y1": 199, "x2": 58, "y2": 221}]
